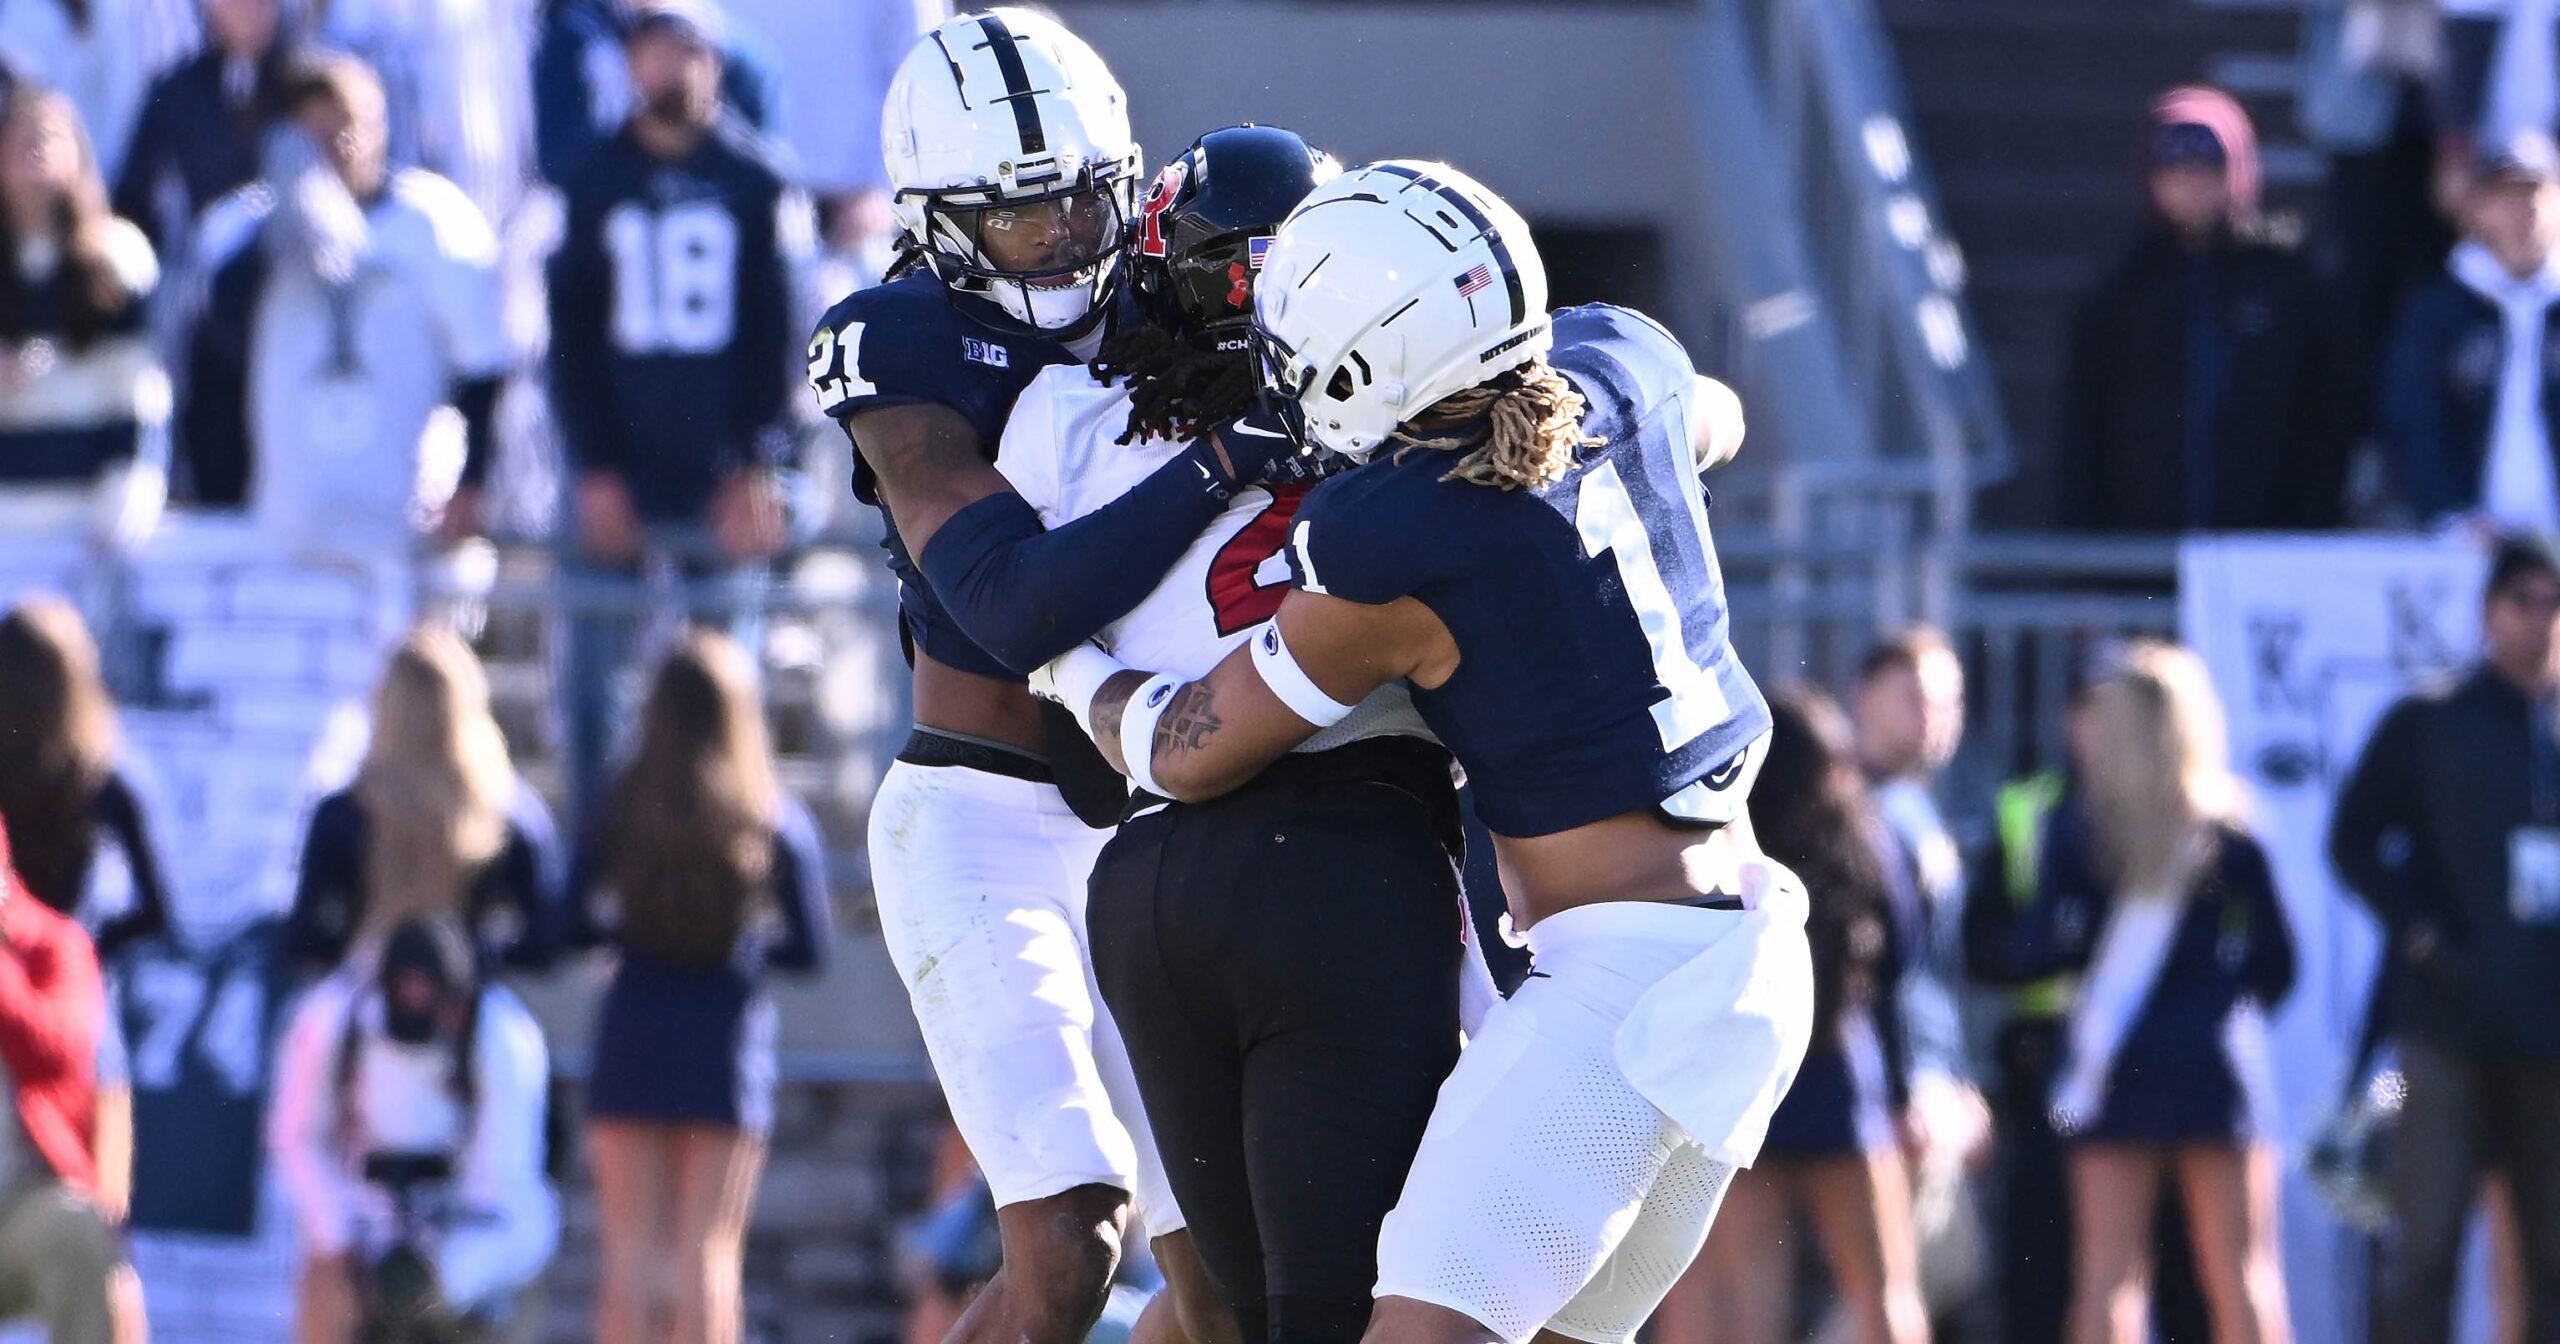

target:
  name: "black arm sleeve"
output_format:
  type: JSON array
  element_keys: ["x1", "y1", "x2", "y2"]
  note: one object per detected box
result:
[
  {"x1": 88, "y1": 773, "x2": 169, "y2": 963},
  {"x1": 451, "y1": 374, "x2": 504, "y2": 488},
  {"x1": 914, "y1": 458, "x2": 1243, "y2": 674}
]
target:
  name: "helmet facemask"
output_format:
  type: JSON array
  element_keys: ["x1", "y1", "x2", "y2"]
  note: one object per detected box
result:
[{"x1": 904, "y1": 165, "x2": 1135, "y2": 337}]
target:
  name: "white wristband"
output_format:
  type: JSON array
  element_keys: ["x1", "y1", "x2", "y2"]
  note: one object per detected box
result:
[
  {"x1": 1031, "y1": 643, "x2": 1129, "y2": 737},
  {"x1": 1248, "y1": 621, "x2": 1355, "y2": 727},
  {"x1": 1119, "y1": 674, "x2": 1182, "y2": 797}
]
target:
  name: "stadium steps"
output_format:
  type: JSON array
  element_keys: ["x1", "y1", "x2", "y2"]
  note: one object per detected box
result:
[{"x1": 1877, "y1": 0, "x2": 2314, "y2": 519}]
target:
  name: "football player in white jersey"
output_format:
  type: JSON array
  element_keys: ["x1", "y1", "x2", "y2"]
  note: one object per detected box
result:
[{"x1": 996, "y1": 126, "x2": 1486, "y2": 1344}]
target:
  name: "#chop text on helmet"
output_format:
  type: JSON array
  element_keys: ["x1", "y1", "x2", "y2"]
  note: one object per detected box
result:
[
  {"x1": 882, "y1": 8, "x2": 1141, "y2": 338},
  {"x1": 1251, "y1": 160, "x2": 1551, "y2": 459}
]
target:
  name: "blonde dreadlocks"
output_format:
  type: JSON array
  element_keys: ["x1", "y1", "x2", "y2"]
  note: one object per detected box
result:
[{"x1": 1390, "y1": 358, "x2": 1600, "y2": 490}]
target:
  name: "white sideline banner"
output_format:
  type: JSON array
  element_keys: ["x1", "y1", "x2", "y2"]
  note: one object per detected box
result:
[{"x1": 2181, "y1": 533, "x2": 2490, "y2": 1344}]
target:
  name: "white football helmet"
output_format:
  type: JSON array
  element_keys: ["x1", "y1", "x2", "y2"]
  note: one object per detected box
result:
[
  {"x1": 1250, "y1": 161, "x2": 1550, "y2": 460},
  {"x1": 882, "y1": 9, "x2": 1141, "y2": 337}
]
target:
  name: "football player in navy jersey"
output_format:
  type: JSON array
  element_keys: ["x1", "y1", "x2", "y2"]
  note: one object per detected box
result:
[
  {"x1": 994, "y1": 125, "x2": 1485, "y2": 1344},
  {"x1": 801, "y1": 14, "x2": 1308, "y2": 1344},
  {"x1": 1036, "y1": 162, "x2": 1815, "y2": 1344}
]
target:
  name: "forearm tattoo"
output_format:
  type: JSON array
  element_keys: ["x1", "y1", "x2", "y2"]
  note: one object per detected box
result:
[{"x1": 1153, "y1": 683, "x2": 1224, "y2": 761}]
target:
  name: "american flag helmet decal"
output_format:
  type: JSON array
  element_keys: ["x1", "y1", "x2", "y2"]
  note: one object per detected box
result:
[{"x1": 1454, "y1": 263, "x2": 1493, "y2": 297}]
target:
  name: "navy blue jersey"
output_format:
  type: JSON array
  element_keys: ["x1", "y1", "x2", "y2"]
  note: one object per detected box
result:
[
  {"x1": 122, "y1": 918, "x2": 295, "y2": 1235},
  {"x1": 1285, "y1": 304, "x2": 1771, "y2": 838},
  {"x1": 548, "y1": 119, "x2": 808, "y2": 523},
  {"x1": 808, "y1": 270, "x2": 1079, "y2": 678}
]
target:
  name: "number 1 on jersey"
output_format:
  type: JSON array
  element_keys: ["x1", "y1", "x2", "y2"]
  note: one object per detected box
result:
[{"x1": 1577, "y1": 458, "x2": 1730, "y2": 752}]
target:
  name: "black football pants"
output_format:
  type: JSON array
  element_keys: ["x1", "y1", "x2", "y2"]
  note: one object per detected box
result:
[{"x1": 1088, "y1": 737, "x2": 1466, "y2": 1344}]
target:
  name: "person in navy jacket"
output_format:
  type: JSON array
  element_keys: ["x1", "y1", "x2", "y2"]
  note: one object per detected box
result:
[
  {"x1": 2379, "y1": 129, "x2": 2560, "y2": 533},
  {"x1": 1969, "y1": 640, "x2": 2294, "y2": 1344}
]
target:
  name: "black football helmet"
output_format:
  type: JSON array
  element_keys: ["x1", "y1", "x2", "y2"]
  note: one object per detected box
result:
[{"x1": 1131, "y1": 125, "x2": 1337, "y2": 351}]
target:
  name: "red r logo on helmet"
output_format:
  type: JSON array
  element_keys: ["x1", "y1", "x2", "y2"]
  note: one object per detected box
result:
[{"x1": 1139, "y1": 161, "x2": 1186, "y2": 259}]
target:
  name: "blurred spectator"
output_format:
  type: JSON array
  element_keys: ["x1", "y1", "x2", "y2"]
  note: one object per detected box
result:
[
  {"x1": 0, "y1": 0, "x2": 174, "y2": 189},
  {"x1": 2056, "y1": 87, "x2": 2351, "y2": 532},
  {"x1": 0, "y1": 83, "x2": 170, "y2": 553},
  {"x1": 2330, "y1": 533, "x2": 2560, "y2": 1344},
  {"x1": 544, "y1": 0, "x2": 804, "y2": 812},
  {"x1": 269, "y1": 916, "x2": 558, "y2": 1342},
  {"x1": 0, "y1": 602, "x2": 147, "y2": 1344},
  {"x1": 317, "y1": 0, "x2": 537, "y2": 227},
  {"x1": 2379, "y1": 130, "x2": 2560, "y2": 534},
  {"x1": 1965, "y1": 759, "x2": 2076, "y2": 1344},
  {"x1": 573, "y1": 631, "x2": 830, "y2": 1344},
  {"x1": 285, "y1": 626, "x2": 566, "y2": 980},
  {"x1": 0, "y1": 599, "x2": 169, "y2": 964},
  {"x1": 531, "y1": 0, "x2": 775, "y2": 188},
  {"x1": 112, "y1": 0, "x2": 296, "y2": 253},
  {"x1": 1856, "y1": 627, "x2": 1968, "y2": 927},
  {"x1": 1662, "y1": 687, "x2": 1929, "y2": 1344},
  {"x1": 2442, "y1": 1, "x2": 2560, "y2": 164},
  {"x1": 0, "y1": 815, "x2": 116, "y2": 1344},
  {"x1": 181, "y1": 51, "x2": 506, "y2": 542},
  {"x1": 2300, "y1": 0, "x2": 2452, "y2": 424},
  {"x1": 721, "y1": 0, "x2": 940, "y2": 258},
  {"x1": 1971, "y1": 640, "x2": 2294, "y2": 1344},
  {"x1": 1850, "y1": 629, "x2": 1991, "y2": 1331}
]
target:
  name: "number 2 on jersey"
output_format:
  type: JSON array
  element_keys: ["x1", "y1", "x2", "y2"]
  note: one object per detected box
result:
[
  {"x1": 1207, "y1": 484, "x2": 1313, "y2": 635},
  {"x1": 1576, "y1": 456, "x2": 1730, "y2": 751}
]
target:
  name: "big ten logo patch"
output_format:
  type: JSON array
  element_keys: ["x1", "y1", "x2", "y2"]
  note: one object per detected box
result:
[{"x1": 964, "y1": 337, "x2": 1011, "y2": 369}]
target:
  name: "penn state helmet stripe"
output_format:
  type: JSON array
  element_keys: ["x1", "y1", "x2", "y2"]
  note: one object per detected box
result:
[
  {"x1": 976, "y1": 14, "x2": 1049, "y2": 157},
  {"x1": 1368, "y1": 163, "x2": 1526, "y2": 328}
]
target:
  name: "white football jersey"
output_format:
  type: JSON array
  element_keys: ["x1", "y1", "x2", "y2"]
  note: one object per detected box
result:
[{"x1": 997, "y1": 365, "x2": 1431, "y2": 751}]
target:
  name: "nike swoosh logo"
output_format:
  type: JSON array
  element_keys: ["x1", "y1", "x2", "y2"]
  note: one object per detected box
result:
[{"x1": 1226, "y1": 422, "x2": 1290, "y2": 441}]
